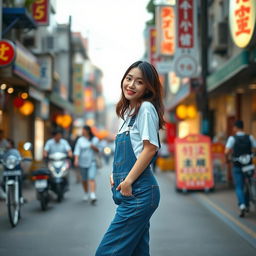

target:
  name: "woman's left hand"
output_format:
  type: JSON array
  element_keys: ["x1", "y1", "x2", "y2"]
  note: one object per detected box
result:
[{"x1": 116, "y1": 180, "x2": 132, "y2": 197}]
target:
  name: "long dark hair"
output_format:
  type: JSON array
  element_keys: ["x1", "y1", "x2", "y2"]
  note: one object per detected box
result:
[
  {"x1": 83, "y1": 125, "x2": 94, "y2": 141},
  {"x1": 116, "y1": 61, "x2": 165, "y2": 129}
]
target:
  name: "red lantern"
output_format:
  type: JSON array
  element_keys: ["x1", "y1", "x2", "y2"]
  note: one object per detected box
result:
[{"x1": 13, "y1": 97, "x2": 24, "y2": 108}]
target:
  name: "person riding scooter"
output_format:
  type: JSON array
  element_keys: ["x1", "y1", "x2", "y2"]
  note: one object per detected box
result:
[{"x1": 43, "y1": 128, "x2": 72, "y2": 201}]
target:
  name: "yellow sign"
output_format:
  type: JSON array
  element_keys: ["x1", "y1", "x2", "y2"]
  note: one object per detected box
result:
[{"x1": 229, "y1": 0, "x2": 256, "y2": 48}]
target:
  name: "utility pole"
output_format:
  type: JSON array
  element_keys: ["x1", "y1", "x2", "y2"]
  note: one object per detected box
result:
[{"x1": 200, "y1": 0, "x2": 210, "y2": 136}]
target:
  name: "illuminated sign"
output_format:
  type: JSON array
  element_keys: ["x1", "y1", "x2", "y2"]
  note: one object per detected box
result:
[
  {"x1": 175, "y1": 134, "x2": 214, "y2": 190},
  {"x1": 0, "y1": 40, "x2": 15, "y2": 67},
  {"x1": 84, "y1": 87, "x2": 95, "y2": 111},
  {"x1": 148, "y1": 27, "x2": 160, "y2": 66},
  {"x1": 229, "y1": 0, "x2": 256, "y2": 48},
  {"x1": 73, "y1": 64, "x2": 84, "y2": 115},
  {"x1": 32, "y1": 0, "x2": 49, "y2": 26},
  {"x1": 156, "y1": 6, "x2": 175, "y2": 56}
]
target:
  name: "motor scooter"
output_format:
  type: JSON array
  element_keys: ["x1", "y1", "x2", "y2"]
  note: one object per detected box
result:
[
  {"x1": 33, "y1": 152, "x2": 70, "y2": 209},
  {"x1": 1, "y1": 146, "x2": 29, "y2": 227}
]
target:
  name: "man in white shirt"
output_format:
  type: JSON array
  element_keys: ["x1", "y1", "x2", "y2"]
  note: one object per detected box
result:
[
  {"x1": 225, "y1": 120, "x2": 256, "y2": 217},
  {"x1": 43, "y1": 129, "x2": 72, "y2": 158}
]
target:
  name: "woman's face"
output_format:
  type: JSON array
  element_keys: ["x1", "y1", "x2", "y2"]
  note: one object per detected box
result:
[
  {"x1": 83, "y1": 129, "x2": 89, "y2": 137},
  {"x1": 122, "y1": 67, "x2": 147, "y2": 106}
]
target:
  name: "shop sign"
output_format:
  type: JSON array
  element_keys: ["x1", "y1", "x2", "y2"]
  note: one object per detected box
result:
[
  {"x1": 148, "y1": 27, "x2": 160, "y2": 67},
  {"x1": 32, "y1": 0, "x2": 50, "y2": 26},
  {"x1": 13, "y1": 42, "x2": 40, "y2": 87},
  {"x1": 156, "y1": 6, "x2": 175, "y2": 56},
  {"x1": 175, "y1": 134, "x2": 214, "y2": 190},
  {"x1": 229, "y1": 0, "x2": 256, "y2": 48},
  {"x1": 84, "y1": 87, "x2": 95, "y2": 111},
  {"x1": 173, "y1": 0, "x2": 199, "y2": 78},
  {"x1": 0, "y1": 40, "x2": 16, "y2": 67},
  {"x1": 73, "y1": 64, "x2": 84, "y2": 116},
  {"x1": 211, "y1": 142, "x2": 227, "y2": 184},
  {"x1": 38, "y1": 54, "x2": 53, "y2": 90}
]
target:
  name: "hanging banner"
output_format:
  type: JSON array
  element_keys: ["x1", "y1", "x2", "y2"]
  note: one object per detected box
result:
[
  {"x1": 175, "y1": 134, "x2": 214, "y2": 191},
  {"x1": 148, "y1": 27, "x2": 160, "y2": 67},
  {"x1": 174, "y1": 0, "x2": 199, "y2": 78},
  {"x1": 156, "y1": 5, "x2": 176, "y2": 56},
  {"x1": 73, "y1": 64, "x2": 84, "y2": 116},
  {"x1": 32, "y1": 0, "x2": 50, "y2": 26}
]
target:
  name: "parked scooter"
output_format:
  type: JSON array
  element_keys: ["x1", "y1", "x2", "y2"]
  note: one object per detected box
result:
[
  {"x1": 1, "y1": 142, "x2": 32, "y2": 227},
  {"x1": 33, "y1": 152, "x2": 70, "y2": 209}
]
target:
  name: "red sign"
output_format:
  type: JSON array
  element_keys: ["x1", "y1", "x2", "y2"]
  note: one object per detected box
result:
[
  {"x1": 175, "y1": 134, "x2": 214, "y2": 190},
  {"x1": 32, "y1": 0, "x2": 49, "y2": 26},
  {"x1": 0, "y1": 40, "x2": 16, "y2": 67},
  {"x1": 149, "y1": 27, "x2": 160, "y2": 66},
  {"x1": 177, "y1": 0, "x2": 194, "y2": 49}
]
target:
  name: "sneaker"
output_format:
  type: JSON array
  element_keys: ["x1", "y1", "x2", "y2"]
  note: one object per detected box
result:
[
  {"x1": 239, "y1": 204, "x2": 246, "y2": 218},
  {"x1": 20, "y1": 197, "x2": 27, "y2": 204},
  {"x1": 83, "y1": 193, "x2": 89, "y2": 201},
  {"x1": 90, "y1": 192, "x2": 97, "y2": 204}
]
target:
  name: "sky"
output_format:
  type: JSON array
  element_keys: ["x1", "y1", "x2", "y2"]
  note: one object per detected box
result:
[{"x1": 56, "y1": 0, "x2": 152, "y2": 104}]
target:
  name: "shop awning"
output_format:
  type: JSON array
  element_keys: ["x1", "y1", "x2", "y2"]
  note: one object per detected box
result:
[
  {"x1": 2, "y1": 8, "x2": 37, "y2": 36},
  {"x1": 207, "y1": 51, "x2": 249, "y2": 92},
  {"x1": 49, "y1": 92, "x2": 74, "y2": 114}
]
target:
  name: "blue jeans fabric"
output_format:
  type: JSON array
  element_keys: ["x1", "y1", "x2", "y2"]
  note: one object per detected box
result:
[
  {"x1": 95, "y1": 117, "x2": 160, "y2": 256},
  {"x1": 232, "y1": 165, "x2": 249, "y2": 207}
]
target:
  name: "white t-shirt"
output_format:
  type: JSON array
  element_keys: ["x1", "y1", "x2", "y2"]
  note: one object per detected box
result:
[
  {"x1": 225, "y1": 132, "x2": 256, "y2": 149},
  {"x1": 118, "y1": 101, "x2": 159, "y2": 159},
  {"x1": 74, "y1": 136, "x2": 99, "y2": 168},
  {"x1": 44, "y1": 138, "x2": 71, "y2": 155}
]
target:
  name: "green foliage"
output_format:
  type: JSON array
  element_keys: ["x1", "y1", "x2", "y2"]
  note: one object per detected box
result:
[{"x1": 146, "y1": 0, "x2": 156, "y2": 26}]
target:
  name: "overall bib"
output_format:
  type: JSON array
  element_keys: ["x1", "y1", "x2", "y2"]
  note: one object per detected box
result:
[{"x1": 95, "y1": 116, "x2": 160, "y2": 256}]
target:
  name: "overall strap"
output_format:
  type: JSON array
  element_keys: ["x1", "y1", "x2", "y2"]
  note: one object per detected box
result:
[{"x1": 128, "y1": 115, "x2": 136, "y2": 127}]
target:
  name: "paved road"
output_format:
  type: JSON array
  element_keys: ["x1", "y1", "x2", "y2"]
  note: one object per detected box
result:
[{"x1": 0, "y1": 161, "x2": 255, "y2": 256}]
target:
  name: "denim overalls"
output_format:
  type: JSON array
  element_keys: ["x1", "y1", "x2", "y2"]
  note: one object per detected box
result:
[{"x1": 95, "y1": 116, "x2": 160, "y2": 256}]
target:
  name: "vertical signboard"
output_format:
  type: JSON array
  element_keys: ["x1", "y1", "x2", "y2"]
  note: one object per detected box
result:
[
  {"x1": 84, "y1": 87, "x2": 94, "y2": 111},
  {"x1": 175, "y1": 134, "x2": 214, "y2": 191},
  {"x1": 32, "y1": 0, "x2": 50, "y2": 26},
  {"x1": 148, "y1": 27, "x2": 159, "y2": 67},
  {"x1": 174, "y1": 0, "x2": 199, "y2": 78},
  {"x1": 73, "y1": 64, "x2": 84, "y2": 116},
  {"x1": 156, "y1": 5, "x2": 175, "y2": 56},
  {"x1": 229, "y1": 0, "x2": 256, "y2": 48}
]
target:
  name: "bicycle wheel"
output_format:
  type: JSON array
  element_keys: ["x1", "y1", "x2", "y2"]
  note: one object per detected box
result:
[{"x1": 7, "y1": 184, "x2": 20, "y2": 227}]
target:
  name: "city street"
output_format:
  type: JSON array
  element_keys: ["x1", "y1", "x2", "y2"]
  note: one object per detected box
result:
[{"x1": 0, "y1": 161, "x2": 256, "y2": 256}]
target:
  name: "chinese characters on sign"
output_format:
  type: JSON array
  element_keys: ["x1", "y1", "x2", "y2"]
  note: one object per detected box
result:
[
  {"x1": 32, "y1": 0, "x2": 49, "y2": 26},
  {"x1": 174, "y1": 0, "x2": 199, "y2": 78},
  {"x1": 0, "y1": 40, "x2": 15, "y2": 67},
  {"x1": 229, "y1": 0, "x2": 256, "y2": 48},
  {"x1": 149, "y1": 27, "x2": 160, "y2": 67},
  {"x1": 175, "y1": 134, "x2": 214, "y2": 190},
  {"x1": 156, "y1": 6, "x2": 175, "y2": 56},
  {"x1": 73, "y1": 64, "x2": 84, "y2": 116},
  {"x1": 177, "y1": 0, "x2": 194, "y2": 48}
]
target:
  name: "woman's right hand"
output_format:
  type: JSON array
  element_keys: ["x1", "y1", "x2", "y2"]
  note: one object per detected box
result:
[{"x1": 110, "y1": 174, "x2": 114, "y2": 187}]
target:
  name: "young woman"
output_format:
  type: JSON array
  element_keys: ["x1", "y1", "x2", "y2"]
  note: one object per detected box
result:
[
  {"x1": 74, "y1": 125, "x2": 99, "y2": 204},
  {"x1": 95, "y1": 61, "x2": 165, "y2": 256}
]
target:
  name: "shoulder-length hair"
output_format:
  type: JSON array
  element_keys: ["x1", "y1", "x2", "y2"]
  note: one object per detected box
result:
[
  {"x1": 116, "y1": 61, "x2": 165, "y2": 129},
  {"x1": 83, "y1": 125, "x2": 94, "y2": 141}
]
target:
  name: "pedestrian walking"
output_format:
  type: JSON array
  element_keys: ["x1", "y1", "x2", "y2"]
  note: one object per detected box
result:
[
  {"x1": 225, "y1": 120, "x2": 256, "y2": 217},
  {"x1": 74, "y1": 125, "x2": 100, "y2": 204},
  {"x1": 95, "y1": 60, "x2": 165, "y2": 256}
]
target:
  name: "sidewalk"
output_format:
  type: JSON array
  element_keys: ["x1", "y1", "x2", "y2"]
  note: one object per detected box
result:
[{"x1": 166, "y1": 171, "x2": 256, "y2": 248}]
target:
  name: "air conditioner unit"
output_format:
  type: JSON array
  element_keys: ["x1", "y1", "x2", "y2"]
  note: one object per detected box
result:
[
  {"x1": 212, "y1": 21, "x2": 228, "y2": 54},
  {"x1": 42, "y1": 36, "x2": 55, "y2": 53}
]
